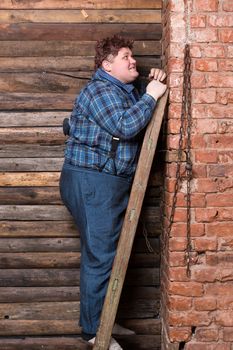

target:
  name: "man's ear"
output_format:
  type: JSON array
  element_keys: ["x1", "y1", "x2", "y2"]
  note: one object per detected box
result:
[{"x1": 102, "y1": 59, "x2": 112, "y2": 72}]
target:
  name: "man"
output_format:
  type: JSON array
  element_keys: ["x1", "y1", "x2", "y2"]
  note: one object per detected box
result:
[{"x1": 60, "y1": 34, "x2": 167, "y2": 350}]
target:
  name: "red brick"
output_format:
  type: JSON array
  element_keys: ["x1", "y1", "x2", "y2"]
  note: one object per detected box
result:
[
  {"x1": 169, "y1": 326, "x2": 192, "y2": 342},
  {"x1": 169, "y1": 0, "x2": 185, "y2": 12},
  {"x1": 169, "y1": 295, "x2": 192, "y2": 311},
  {"x1": 191, "y1": 73, "x2": 207, "y2": 88},
  {"x1": 165, "y1": 191, "x2": 205, "y2": 208},
  {"x1": 167, "y1": 118, "x2": 181, "y2": 133},
  {"x1": 170, "y1": 223, "x2": 205, "y2": 237},
  {"x1": 195, "y1": 59, "x2": 218, "y2": 71},
  {"x1": 195, "y1": 150, "x2": 218, "y2": 163},
  {"x1": 194, "y1": 0, "x2": 218, "y2": 11},
  {"x1": 192, "y1": 28, "x2": 218, "y2": 42},
  {"x1": 169, "y1": 281, "x2": 204, "y2": 297},
  {"x1": 218, "y1": 295, "x2": 233, "y2": 310},
  {"x1": 217, "y1": 90, "x2": 233, "y2": 104},
  {"x1": 208, "y1": 164, "x2": 233, "y2": 177},
  {"x1": 195, "y1": 327, "x2": 219, "y2": 342},
  {"x1": 205, "y1": 105, "x2": 233, "y2": 119},
  {"x1": 169, "y1": 88, "x2": 183, "y2": 103},
  {"x1": 219, "y1": 29, "x2": 233, "y2": 43},
  {"x1": 170, "y1": 43, "x2": 186, "y2": 58},
  {"x1": 193, "y1": 119, "x2": 218, "y2": 133},
  {"x1": 216, "y1": 311, "x2": 233, "y2": 326},
  {"x1": 193, "y1": 89, "x2": 216, "y2": 103},
  {"x1": 169, "y1": 267, "x2": 190, "y2": 281},
  {"x1": 169, "y1": 310, "x2": 211, "y2": 326},
  {"x1": 218, "y1": 151, "x2": 233, "y2": 163},
  {"x1": 170, "y1": 27, "x2": 186, "y2": 42},
  {"x1": 192, "y1": 266, "x2": 218, "y2": 282},
  {"x1": 206, "y1": 134, "x2": 233, "y2": 149},
  {"x1": 227, "y1": 45, "x2": 233, "y2": 57},
  {"x1": 191, "y1": 178, "x2": 217, "y2": 193},
  {"x1": 195, "y1": 208, "x2": 219, "y2": 223},
  {"x1": 168, "y1": 103, "x2": 182, "y2": 119},
  {"x1": 220, "y1": 269, "x2": 233, "y2": 282},
  {"x1": 191, "y1": 135, "x2": 207, "y2": 149},
  {"x1": 168, "y1": 58, "x2": 184, "y2": 73},
  {"x1": 205, "y1": 283, "x2": 233, "y2": 296},
  {"x1": 169, "y1": 237, "x2": 187, "y2": 251},
  {"x1": 208, "y1": 14, "x2": 233, "y2": 27},
  {"x1": 223, "y1": 328, "x2": 233, "y2": 341},
  {"x1": 186, "y1": 343, "x2": 230, "y2": 350},
  {"x1": 168, "y1": 74, "x2": 183, "y2": 88},
  {"x1": 193, "y1": 237, "x2": 217, "y2": 251},
  {"x1": 202, "y1": 44, "x2": 225, "y2": 58},
  {"x1": 206, "y1": 193, "x2": 233, "y2": 207},
  {"x1": 206, "y1": 222, "x2": 233, "y2": 237},
  {"x1": 206, "y1": 252, "x2": 233, "y2": 266},
  {"x1": 207, "y1": 73, "x2": 233, "y2": 88},
  {"x1": 223, "y1": 0, "x2": 233, "y2": 11},
  {"x1": 169, "y1": 251, "x2": 186, "y2": 266},
  {"x1": 193, "y1": 297, "x2": 217, "y2": 311},
  {"x1": 191, "y1": 14, "x2": 206, "y2": 28},
  {"x1": 192, "y1": 104, "x2": 206, "y2": 118},
  {"x1": 219, "y1": 59, "x2": 233, "y2": 71},
  {"x1": 190, "y1": 44, "x2": 202, "y2": 57},
  {"x1": 218, "y1": 120, "x2": 233, "y2": 133}
]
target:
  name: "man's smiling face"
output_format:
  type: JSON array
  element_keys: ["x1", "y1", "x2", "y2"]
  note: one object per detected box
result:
[{"x1": 103, "y1": 47, "x2": 139, "y2": 84}]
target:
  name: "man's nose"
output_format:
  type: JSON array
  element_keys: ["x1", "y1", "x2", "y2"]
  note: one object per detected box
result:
[{"x1": 130, "y1": 56, "x2": 136, "y2": 64}]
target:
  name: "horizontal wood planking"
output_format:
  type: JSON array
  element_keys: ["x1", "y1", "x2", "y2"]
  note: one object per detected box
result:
[
  {"x1": 0, "y1": 56, "x2": 160, "y2": 72},
  {"x1": 0, "y1": 220, "x2": 77, "y2": 237},
  {"x1": 0, "y1": 73, "x2": 87, "y2": 93},
  {"x1": 0, "y1": 2, "x2": 162, "y2": 347},
  {"x1": 0, "y1": 0, "x2": 162, "y2": 10},
  {"x1": 0, "y1": 23, "x2": 162, "y2": 41},
  {"x1": 0, "y1": 252, "x2": 159, "y2": 269},
  {"x1": 0, "y1": 127, "x2": 64, "y2": 144},
  {"x1": 0, "y1": 268, "x2": 160, "y2": 287},
  {"x1": 0, "y1": 204, "x2": 160, "y2": 221},
  {"x1": 0, "y1": 220, "x2": 161, "y2": 238},
  {"x1": 0, "y1": 286, "x2": 159, "y2": 303},
  {"x1": 0, "y1": 144, "x2": 65, "y2": 158},
  {"x1": 0, "y1": 187, "x2": 62, "y2": 204},
  {"x1": 0, "y1": 41, "x2": 161, "y2": 57},
  {"x1": 0, "y1": 336, "x2": 161, "y2": 350},
  {"x1": 0, "y1": 237, "x2": 159, "y2": 254},
  {"x1": 0, "y1": 173, "x2": 60, "y2": 186},
  {"x1": 0, "y1": 159, "x2": 63, "y2": 172},
  {"x1": 0, "y1": 318, "x2": 160, "y2": 335},
  {"x1": 0, "y1": 10, "x2": 161, "y2": 24},
  {"x1": 0, "y1": 112, "x2": 68, "y2": 127}
]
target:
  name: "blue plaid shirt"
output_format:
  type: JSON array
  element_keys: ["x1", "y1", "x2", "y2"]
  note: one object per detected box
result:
[{"x1": 64, "y1": 68, "x2": 156, "y2": 177}]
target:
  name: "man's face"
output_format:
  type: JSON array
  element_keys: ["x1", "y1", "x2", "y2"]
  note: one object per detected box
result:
[{"x1": 103, "y1": 47, "x2": 139, "y2": 84}]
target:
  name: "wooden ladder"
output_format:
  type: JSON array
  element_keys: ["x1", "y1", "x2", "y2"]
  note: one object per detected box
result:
[{"x1": 93, "y1": 90, "x2": 169, "y2": 350}]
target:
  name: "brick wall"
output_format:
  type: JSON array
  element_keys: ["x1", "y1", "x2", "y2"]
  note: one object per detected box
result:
[{"x1": 161, "y1": 1, "x2": 233, "y2": 349}]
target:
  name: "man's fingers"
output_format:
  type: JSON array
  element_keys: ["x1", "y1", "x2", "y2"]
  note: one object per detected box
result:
[{"x1": 149, "y1": 68, "x2": 166, "y2": 82}]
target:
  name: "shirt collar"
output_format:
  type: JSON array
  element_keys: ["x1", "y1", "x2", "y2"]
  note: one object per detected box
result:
[{"x1": 93, "y1": 68, "x2": 135, "y2": 94}]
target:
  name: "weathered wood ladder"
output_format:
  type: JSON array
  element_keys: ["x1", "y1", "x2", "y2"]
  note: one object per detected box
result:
[{"x1": 93, "y1": 90, "x2": 169, "y2": 350}]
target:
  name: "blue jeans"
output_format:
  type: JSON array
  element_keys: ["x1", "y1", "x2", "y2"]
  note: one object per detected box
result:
[{"x1": 59, "y1": 163, "x2": 131, "y2": 336}]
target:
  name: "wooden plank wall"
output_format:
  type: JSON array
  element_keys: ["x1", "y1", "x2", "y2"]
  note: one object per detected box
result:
[{"x1": 0, "y1": 1, "x2": 162, "y2": 349}]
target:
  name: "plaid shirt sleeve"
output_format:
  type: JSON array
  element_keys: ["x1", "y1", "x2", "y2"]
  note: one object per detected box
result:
[{"x1": 88, "y1": 80, "x2": 156, "y2": 139}]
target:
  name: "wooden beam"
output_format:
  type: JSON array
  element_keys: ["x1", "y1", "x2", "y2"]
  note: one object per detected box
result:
[
  {"x1": 0, "y1": 41, "x2": 161, "y2": 57},
  {"x1": 0, "y1": 10, "x2": 161, "y2": 24},
  {"x1": 0, "y1": 0, "x2": 162, "y2": 10},
  {"x1": 0, "y1": 23, "x2": 162, "y2": 41}
]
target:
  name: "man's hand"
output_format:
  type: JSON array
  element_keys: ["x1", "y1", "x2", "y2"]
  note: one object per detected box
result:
[
  {"x1": 146, "y1": 79, "x2": 167, "y2": 101},
  {"x1": 148, "y1": 68, "x2": 166, "y2": 82},
  {"x1": 146, "y1": 68, "x2": 167, "y2": 100}
]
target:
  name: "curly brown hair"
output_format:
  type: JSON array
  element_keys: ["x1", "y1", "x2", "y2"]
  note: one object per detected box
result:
[{"x1": 94, "y1": 34, "x2": 134, "y2": 70}]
